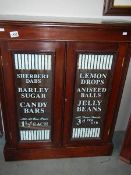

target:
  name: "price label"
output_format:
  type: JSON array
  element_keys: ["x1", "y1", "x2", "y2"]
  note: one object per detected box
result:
[
  {"x1": 10, "y1": 31, "x2": 19, "y2": 38},
  {"x1": 0, "y1": 28, "x2": 5, "y2": 32}
]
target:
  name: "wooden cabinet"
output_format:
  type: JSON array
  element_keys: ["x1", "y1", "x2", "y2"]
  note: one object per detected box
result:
[{"x1": 0, "y1": 20, "x2": 130, "y2": 160}]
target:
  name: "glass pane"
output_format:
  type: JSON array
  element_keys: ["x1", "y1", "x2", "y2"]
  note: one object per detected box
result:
[
  {"x1": 13, "y1": 53, "x2": 53, "y2": 142},
  {"x1": 72, "y1": 53, "x2": 115, "y2": 140}
]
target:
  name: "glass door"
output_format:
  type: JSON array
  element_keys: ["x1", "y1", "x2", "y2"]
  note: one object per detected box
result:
[
  {"x1": 2, "y1": 41, "x2": 65, "y2": 148},
  {"x1": 63, "y1": 42, "x2": 126, "y2": 146}
]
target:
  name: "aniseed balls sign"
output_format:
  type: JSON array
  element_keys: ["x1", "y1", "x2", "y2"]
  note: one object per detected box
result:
[{"x1": 72, "y1": 53, "x2": 114, "y2": 139}]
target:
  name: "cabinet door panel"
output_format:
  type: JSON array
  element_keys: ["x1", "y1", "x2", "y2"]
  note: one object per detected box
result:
[
  {"x1": 63, "y1": 42, "x2": 127, "y2": 146},
  {"x1": 2, "y1": 41, "x2": 65, "y2": 148}
]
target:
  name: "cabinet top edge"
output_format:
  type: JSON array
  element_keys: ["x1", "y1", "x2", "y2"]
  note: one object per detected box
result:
[{"x1": 0, "y1": 17, "x2": 131, "y2": 28}]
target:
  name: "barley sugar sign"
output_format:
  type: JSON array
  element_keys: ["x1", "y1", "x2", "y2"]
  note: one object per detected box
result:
[
  {"x1": 72, "y1": 53, "x2": 114, "y2": 139},
  {"x1": 13, "y1": 53, "x2": 53, "y2": 142}
]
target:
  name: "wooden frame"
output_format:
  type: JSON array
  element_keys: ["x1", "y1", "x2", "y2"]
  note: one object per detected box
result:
[{"x1": 103, "y1": 0, "x2": 131, "y2": 16}]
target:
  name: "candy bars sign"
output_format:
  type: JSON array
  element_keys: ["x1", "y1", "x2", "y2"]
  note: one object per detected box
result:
[{"x1": 13, "y1": 53, "x2": 53, "y2": 141}]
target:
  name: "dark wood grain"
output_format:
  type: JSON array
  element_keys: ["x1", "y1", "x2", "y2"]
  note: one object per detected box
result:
[
  {"x1": 4, "y1": 143, "x2": 113, "y2": 161},
  {"x1": 0, "y1": 21, "x2": 131, "y2": 42}
]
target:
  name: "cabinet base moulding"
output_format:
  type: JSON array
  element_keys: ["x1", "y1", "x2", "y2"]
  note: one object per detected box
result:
[{"x1": 4, "y1": 143, "x2": 113, "y2": 161}]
